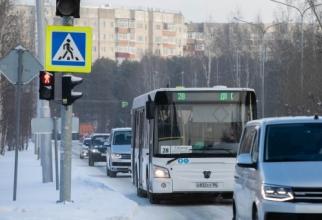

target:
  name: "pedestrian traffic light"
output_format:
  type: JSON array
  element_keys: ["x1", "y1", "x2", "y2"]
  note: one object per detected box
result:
[
  {"x1": 56, "y1": 0, "x2": 80, "y2": 18},
  {"x1": 39, "y1": 71, "x2": 55, "y2": 100},
  {"x1": 62, "y1": 75, "x2": 83, "y2": 106}
]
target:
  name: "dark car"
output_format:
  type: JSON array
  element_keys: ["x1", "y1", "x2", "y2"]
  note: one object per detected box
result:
[{"x1": 88, "y1": 133, "x2": 110, "y2": 166}]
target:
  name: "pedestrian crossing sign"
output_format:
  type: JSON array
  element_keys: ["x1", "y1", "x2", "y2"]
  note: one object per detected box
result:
[{"x1": 45, "y1": 26, "x2": 92, "y2": 73}]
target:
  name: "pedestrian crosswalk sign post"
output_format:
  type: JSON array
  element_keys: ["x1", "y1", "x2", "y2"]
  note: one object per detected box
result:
[{"x1": 45, "y1": 26, "x2": 92, "y2": 73}]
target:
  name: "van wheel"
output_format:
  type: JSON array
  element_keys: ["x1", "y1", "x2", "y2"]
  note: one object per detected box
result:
[
  {"x1": 252, "y1": 206, "x2": 258, "y2": 220},
  {"x1": 232, "y1": 200, "x2": 236, "y2": 220}
]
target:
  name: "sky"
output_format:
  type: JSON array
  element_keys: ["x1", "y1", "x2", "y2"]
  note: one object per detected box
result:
[
  {"x1": 19, "y1": 0, "x2": 281, "y2": 23},
  {"x1": 81, "y1": 0, "x2": 279, "y2": 23}
]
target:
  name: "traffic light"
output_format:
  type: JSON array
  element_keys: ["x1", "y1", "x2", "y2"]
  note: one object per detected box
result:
[
  {"x1": 62, "y1": 75, "x2": 83, "y2": 106},
  {"x1": 56, "y1": 0, "x2": 80, "y2": 18},
  {"x1": 39, "y1": 71, "x2": 55, "y2": 100}
]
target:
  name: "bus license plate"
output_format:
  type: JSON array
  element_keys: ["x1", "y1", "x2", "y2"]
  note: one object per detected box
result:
[{"x1": 196, "y1": 182, "x2": 218, "y2": 188}]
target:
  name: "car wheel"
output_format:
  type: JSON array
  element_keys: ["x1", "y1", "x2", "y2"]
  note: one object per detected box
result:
[
  {"x1": 88, "y1": 156, "x2": 94, "y2": 166},
  {"x1": 110, "y1": 171, "x2": 117, "y2": 177}
]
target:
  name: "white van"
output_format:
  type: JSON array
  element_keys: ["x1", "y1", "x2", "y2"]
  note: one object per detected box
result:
[
  {"x1": 106, "y1": 128, "x2": 132, "y2": 177},
  {"x1": 234, "y1": 116, "x2": 322, "y2": 220}
]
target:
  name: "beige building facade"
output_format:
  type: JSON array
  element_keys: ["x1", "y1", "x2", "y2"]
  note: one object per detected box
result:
[{"x1": 16, "y1": 4, "x2": 187, "y2": 62}]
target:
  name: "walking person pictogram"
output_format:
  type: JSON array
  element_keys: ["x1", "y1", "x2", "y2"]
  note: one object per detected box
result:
[
  {"x1": 52, "y1": 33, "x2": 84, "y2": 64},
  {"x1": 58, "y1": 39, "x2": 79, "y2": 61}
]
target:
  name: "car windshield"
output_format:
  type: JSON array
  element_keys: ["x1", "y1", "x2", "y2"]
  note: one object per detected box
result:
[
  {"x1": 113, "y1": 131, "x2": 132, "y2": 145},
  {"x1": 92, "y1": 135, "x2": 109, "y2": 146},
  {"x1": 265, "y1": 123, "x2": 322, "y2": 162},
  {"x1": 156, "y1": 103, "x2": 246, "y2": 157},
  {"x1": 83, "y1": 139, "x2": 91, "y2": 146}
]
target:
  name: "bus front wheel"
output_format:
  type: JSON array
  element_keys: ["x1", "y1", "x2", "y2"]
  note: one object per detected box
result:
[
  {"x1": 135, "y1": 167, "x2": 146, "y2": 197},
  {"x1": 148, "y1": 192, "x2": 160, "y2": 204}
]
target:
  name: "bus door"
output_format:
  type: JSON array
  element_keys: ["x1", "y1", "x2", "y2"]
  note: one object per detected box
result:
[{"x1": 138, "y1": 110, "x2": 144, "y2": 188}]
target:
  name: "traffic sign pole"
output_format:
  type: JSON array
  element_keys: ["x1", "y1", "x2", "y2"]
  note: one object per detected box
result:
[
  {"x1": 59, "y1": 16, "x2": 74, "y2": 203},
  {"x1": 13, "y1": 48, "x2": 23, "y2": 201}
]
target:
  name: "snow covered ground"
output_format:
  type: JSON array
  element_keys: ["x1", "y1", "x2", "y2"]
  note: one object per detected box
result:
[{"x1": 0, "y1": 142, "x2": 232, "y2": 220}]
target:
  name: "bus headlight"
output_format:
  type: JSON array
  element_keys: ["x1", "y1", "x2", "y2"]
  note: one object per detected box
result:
[
  {"x1": 111, "y1": 153, "x2": 122, "y2": 159},
  {"x1": 153, "y1": 165, "x2": 170, "y2": 178},
  {"x1": 262, "y1": 184, "x2": 294, "y2": 202}
]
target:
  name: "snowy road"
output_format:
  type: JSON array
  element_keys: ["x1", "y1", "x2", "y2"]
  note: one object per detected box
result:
[{"x1": 73, "y1": 145, "x2": 233, "y2": 220}]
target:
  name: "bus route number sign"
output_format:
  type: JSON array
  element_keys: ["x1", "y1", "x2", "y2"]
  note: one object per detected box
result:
[{"x1": 219, "y1": 92, "x2": 235, "y2": 101}]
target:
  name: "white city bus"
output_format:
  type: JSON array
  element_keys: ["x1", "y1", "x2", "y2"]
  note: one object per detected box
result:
[{"x1": 131, "y1": 87, "x2": 257, "y2": 203}]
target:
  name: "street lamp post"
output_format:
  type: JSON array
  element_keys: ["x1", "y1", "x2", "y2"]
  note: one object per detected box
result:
[
  {"x1": 234, "y1": 17, "x2": 283, "y2": 117},
  {"x1": 181, "y1": 71, "x2": 184, "y2": 86},
  {"x1": 270, "y1": 0, "x2": 322, "y2": 95}
]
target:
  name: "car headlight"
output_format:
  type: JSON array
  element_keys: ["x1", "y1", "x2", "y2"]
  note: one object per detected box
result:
[
  {"x1": 262, "y1": 184, "x2": 294, "y2": 202},
  {"x1": 153, "y1": 165, "x2": 170, "y2": 178},
  {"x1": 91, "y1": 149, "x2": 99, "y2": 153},
  {"x1": 111, "y1": 153, "x2": 122, "y2": 159}
]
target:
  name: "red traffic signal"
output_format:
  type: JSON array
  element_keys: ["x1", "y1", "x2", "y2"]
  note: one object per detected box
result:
[{"x1": 39, "y1": 71, "x2": 55, "y2": 100}]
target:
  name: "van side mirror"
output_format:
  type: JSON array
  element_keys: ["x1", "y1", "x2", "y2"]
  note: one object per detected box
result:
[
  {"x1": 237, "y1": 154, "x2": 257, "y2": 169},
  {"x1": 146, "y1": 100, "x2": 155, "y2": 120}
]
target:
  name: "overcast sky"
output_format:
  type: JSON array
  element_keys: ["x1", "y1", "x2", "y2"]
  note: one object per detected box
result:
[{"x1": 80, "y1": 0, "x2": 279, "y2": 22}]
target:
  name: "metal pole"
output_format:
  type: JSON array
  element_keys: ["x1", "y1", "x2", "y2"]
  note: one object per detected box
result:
[
  {"x1": 300, "y1": 15, "x2": 304, "y2": 93},
  {"x1": 36, "y1": 0, "x2": 53, "y2": 183},
  {"x1": 13, "y1": 48, "x2": 23, "y2": 201},
  {"x1": 262, "y1": 44, "x2": 266, "y2": 117},
  {"x1": 54, "y1": 117, "x2": 59, "y2": 190},
  {"x1": 60, "y1": 105, "x2": 73, "y2": 202},
  {"x1": 59, "y1": 16, "x2": 73, "y2": 203},
  {"x1": 181, "y1": 71, "x2": 184, "y2": 86}
]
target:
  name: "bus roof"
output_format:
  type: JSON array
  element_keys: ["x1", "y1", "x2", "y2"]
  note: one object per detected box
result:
[{"x1": 132, "y1": 87, "x2": 255, "y2": 109}]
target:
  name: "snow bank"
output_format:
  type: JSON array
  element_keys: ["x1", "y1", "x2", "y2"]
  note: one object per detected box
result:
[{"x1": 0, "y1": 144, "x2": 138, "y2": 220}]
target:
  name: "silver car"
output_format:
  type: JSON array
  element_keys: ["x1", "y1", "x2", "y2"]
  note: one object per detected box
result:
[
  {"x1": 233, "y1": 116, "x2": 322, "y2": 220},
  {"x1": 80, "y1": 137, "x2": 91, "y2": 159}
]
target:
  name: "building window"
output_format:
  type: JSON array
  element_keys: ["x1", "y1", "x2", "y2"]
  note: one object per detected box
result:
[{"x1": 137, "y1": 36, "x2": 144, "y2": 42}]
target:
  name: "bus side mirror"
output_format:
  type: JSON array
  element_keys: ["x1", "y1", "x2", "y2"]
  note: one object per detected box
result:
[{"x1": 146, "y1": 100, "x2": 155, "y2": 120}]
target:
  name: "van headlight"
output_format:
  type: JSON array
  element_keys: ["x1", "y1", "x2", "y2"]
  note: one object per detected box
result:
[
  {"x1": 262, "y1": 184, "x2": 294, "y2": 202},
  {"x1": 153, "y1": 165, "x2": 170, "y2": 178},
  {"x1": 111, "y1": 153, "x2": 122, "y2": 159}
]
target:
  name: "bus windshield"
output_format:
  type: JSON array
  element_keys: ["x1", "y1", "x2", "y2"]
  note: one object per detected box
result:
[{"x1": 156, "y1": 103, "x2": 247, "y2": 157}]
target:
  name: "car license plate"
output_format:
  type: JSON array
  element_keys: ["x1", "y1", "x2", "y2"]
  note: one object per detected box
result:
[{"x1": 196, "y1": 182, "x2": 218, "y2": 188}]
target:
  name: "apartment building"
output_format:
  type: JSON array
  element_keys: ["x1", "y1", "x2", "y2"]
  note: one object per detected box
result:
[{"x1": 15, "y1": 3, "x2": 186, "y2": 62}]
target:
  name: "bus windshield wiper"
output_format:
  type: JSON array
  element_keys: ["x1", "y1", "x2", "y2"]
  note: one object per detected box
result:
[{"x1": 166, "y1": 157, "x2": 180, "y2": 165}]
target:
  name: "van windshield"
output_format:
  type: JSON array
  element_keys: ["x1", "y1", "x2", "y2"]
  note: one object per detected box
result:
[
  {"x1": 265, "y1": 123, "x2": 322, "y2": 162},
  {"x1": 113, "y1": 131, "x2": 132, "y2": 145}
]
